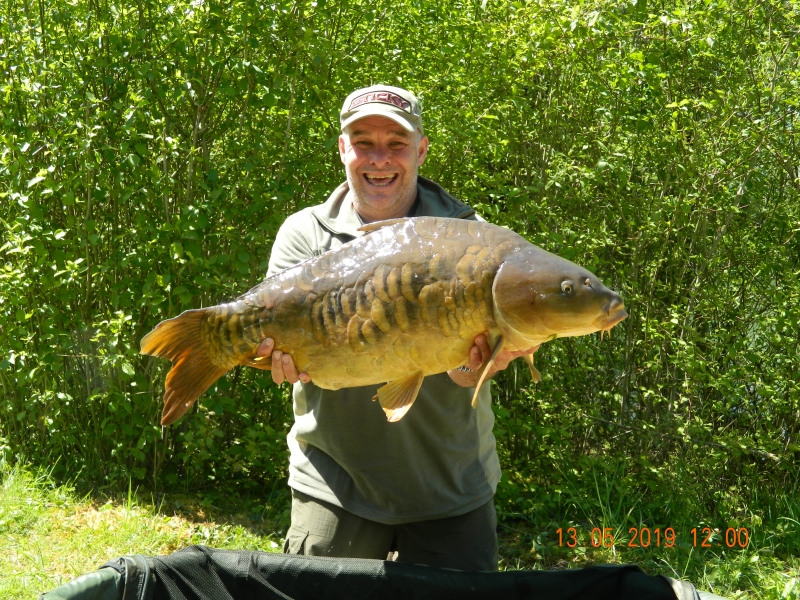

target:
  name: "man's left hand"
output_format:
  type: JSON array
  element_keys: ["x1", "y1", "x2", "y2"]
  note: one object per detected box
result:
[
  {"x1": 256, "y1": 338, "x2": 311, "y2": 385},
  {"x1": 448, "y1": 333, "x2": 539, "y2": 388}
]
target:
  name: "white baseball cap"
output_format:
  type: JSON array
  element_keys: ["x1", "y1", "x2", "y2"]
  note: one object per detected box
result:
[{"x1": 340, "y1": 85, "x2": 423, "y2": 134}]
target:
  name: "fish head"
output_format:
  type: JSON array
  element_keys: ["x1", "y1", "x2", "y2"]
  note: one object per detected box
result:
[{"x1": 492, "y1": 247, "x2": 627, "y2": 344}]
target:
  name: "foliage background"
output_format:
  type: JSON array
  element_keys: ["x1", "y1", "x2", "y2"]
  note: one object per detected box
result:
[{"x1": 1, "y1": 0, "x2": 799, "y2": 590}]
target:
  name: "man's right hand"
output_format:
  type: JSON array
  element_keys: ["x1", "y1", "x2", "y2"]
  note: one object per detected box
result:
[{"x1": 257, "y1": 338, "x2": 311, "y2": 385}]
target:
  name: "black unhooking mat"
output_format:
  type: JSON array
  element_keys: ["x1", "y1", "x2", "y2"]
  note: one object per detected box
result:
[{"x1": 40, "y1": 545, "x2": 700, "y2": 600}]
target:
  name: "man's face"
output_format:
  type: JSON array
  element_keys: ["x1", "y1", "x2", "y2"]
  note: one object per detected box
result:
[{"x1": 339, "y1": 115, "x2": 429, "y2": 223}]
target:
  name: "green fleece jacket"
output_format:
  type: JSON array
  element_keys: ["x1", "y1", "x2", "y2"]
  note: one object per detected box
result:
[{"x1": 266, "y1": 176, "x2": 500, "y2": 525}]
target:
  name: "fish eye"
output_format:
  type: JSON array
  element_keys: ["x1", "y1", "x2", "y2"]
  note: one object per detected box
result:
[
  {"x1": 561, "y1": 280, "x2": 574, "y2": 294},
  {"x1": 584, "y1": 278, "x2": 591, "y2": 286}
]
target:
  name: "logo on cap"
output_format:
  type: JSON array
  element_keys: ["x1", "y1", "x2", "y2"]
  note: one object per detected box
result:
[{"x1": 349, "y1": 91, "x2": 412, "y2": 113}]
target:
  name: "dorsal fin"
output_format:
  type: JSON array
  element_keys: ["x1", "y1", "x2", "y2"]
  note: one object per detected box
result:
[{"x1": 357, "y1": 218, "x2": 410, "y2": 233}]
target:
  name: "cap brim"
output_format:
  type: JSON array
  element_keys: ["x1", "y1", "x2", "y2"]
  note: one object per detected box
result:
[{"x1": 340, "y1": 107, "x2": 417, "y2": 132}]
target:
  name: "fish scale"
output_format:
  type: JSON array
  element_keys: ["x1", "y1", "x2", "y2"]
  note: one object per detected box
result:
[{"x1": 141, "y1": 217, "x2": 627, "y2": 425}]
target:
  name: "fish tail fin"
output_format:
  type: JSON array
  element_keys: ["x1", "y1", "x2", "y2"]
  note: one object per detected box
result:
[{"x1": 140, "y1": 309, "x2": 229, "y2": 426}]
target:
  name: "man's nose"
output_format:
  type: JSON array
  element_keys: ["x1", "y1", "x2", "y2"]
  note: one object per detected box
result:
[{"x1": 368, "y1": 145, "x2": 391, "y2": 166}]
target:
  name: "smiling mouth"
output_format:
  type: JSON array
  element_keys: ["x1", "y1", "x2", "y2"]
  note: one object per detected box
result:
[{"x1": 364, "y1": 173, "x2": 398, "y2": 187}]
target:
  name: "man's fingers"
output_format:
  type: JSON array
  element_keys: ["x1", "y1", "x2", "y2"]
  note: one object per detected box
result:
[
  {"x1": 271, "y1": 350, "x2": 285, "y2": 385},
  {"x1": 468, "y1": 345, "x2": 483, "y2": 371},
  {"x1": 257, "y1": 337, "x2": 274, "y2": 358},
  {"x1": 282, "y1": 353, "x2": 301, "y2": 384},
  {"x1": 468, "y1": 335, "x2": 540, "y2": 375},
  {"x1": 270, "y1": 348, "x2": 310, "y2": 385},
  {"x1": 488, "y1": 348, "x2": 515, "y2": 374},
  {"x1": 493, "y1": 354, "x2": 512, "y2": 372},
  {"x1": 474, "y1": 334, "x2": 491, "y2": 361},
  {"x1": 488, "y1": 347, "x2": 536, "y2": 375}
]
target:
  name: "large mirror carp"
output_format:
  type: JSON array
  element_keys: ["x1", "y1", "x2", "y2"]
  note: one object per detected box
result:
[{"x1": 141, "y1": 217, "x2": 627, "y2": 425}]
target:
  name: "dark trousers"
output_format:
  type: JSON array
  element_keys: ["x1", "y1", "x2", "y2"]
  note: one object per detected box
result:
[{"x1": 283, "y1": 489, "x2": 499, "y2": 571}]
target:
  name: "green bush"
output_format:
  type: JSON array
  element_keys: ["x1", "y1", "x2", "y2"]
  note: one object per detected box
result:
[{"x1": 1, "y1": 0, "x2": 798, "y2": 563}]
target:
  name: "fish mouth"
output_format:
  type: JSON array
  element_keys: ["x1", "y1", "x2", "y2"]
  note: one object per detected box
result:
[
  {"x1": 364, "y1": 173, "x2": 398, "y2": 187},
  {"x1": 593, "y1": 307, "x2": 628, "y2": 333},
  {"x1": 592, "y1": 297, "x2": 628, "y2": 333}
]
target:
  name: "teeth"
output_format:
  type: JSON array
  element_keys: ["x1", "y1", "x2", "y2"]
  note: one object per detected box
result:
[{"x1": 365, "y1": 174, "x2": 396, "y2": 186}]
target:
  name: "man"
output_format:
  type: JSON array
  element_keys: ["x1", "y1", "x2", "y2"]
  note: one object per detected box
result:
[
  {"x1": 251, "y1": 86, "x2": 727, "y2": 600},
  {"x1": 255, "y1": 85, "x2": 537, "y2": 571}
]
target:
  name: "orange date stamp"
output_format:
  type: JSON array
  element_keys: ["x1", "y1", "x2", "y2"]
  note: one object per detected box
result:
[{"x1": 556, "y1": 526, "x2": 751, "y2": 549}]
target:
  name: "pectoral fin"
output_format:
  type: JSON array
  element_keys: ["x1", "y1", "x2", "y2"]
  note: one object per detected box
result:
[
  {"x1": 374, "y1": 371, "x2": 425, "y2": 422},
  {"x1": 471, "y1": 335, "x2": 505, "y2": 408},
  {"x1": 522, "y1": 353, "x2": 542, "y2": 383}
]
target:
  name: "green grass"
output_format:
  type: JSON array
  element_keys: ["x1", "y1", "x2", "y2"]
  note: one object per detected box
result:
[
  {"x1": 494, "y1": 461, "x2": 800, "y2": 599},
  {"x1": 496, "y1": 513, "x2": 800, "y2": 599},
  {"x1": 0, "y1": 464, "x2": 285, "y2": 599},
  {"x1": 1, "y1": 462, "x2": 797, "y2": 600}
]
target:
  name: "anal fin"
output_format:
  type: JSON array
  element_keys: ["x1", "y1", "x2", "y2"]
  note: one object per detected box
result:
[
  {"x1": 471, "y1": 335, "x2": 504, "y2": 408},
  {"x1": 241, "y1": 355, "x2": 274, "y2": 371},
  {"x1": 373, "y1": 371, "x2": 424, "y2": 422},
  {"x1": 522, "y1": 353, "x2": 542, "y2": 383}
]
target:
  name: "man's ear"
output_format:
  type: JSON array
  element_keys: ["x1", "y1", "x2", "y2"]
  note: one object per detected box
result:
[
  {"x1": 338, "y1": 135, "x2": 347, "y2": 164},
  {"x1": 417, "y1": 134, "x2": 429, "y2": 166}
]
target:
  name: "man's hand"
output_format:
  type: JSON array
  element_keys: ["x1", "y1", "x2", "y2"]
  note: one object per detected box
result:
[
  {"x1": 257, "y1": 338, "x2": 311, "y2": 385},
  {"x1": 448, "y1": 334, "x2": 540, "y2": 388}
]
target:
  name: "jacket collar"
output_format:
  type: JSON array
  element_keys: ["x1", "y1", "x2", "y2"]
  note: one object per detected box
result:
[{"x1": 309, "y1": 176, "x2": 476, "y2": 238}]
